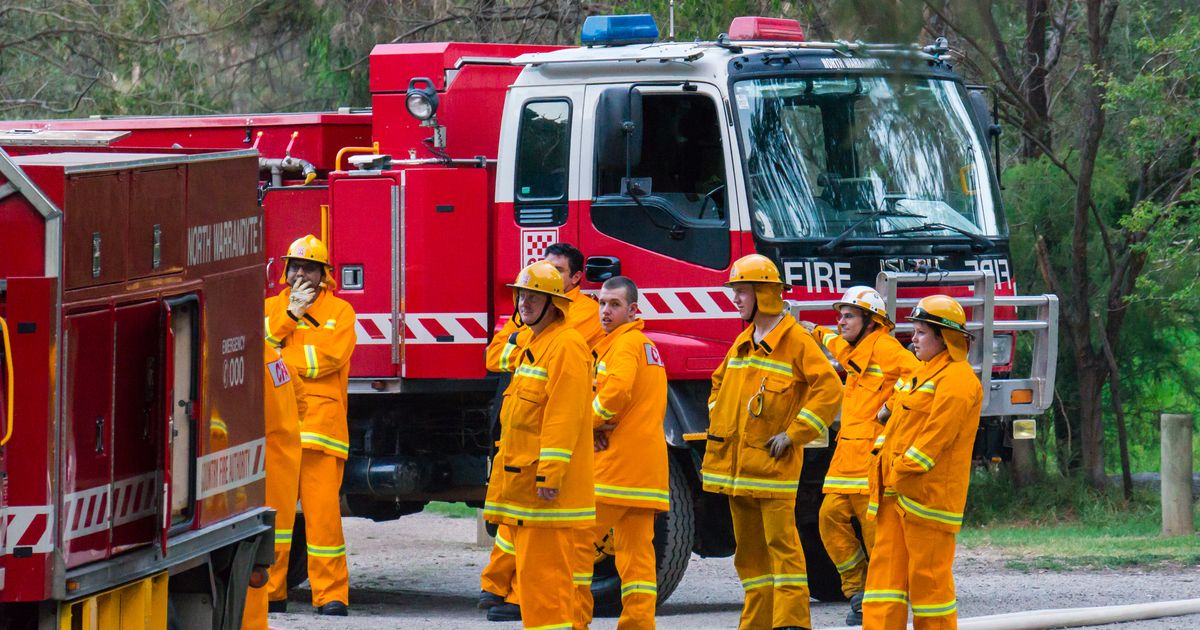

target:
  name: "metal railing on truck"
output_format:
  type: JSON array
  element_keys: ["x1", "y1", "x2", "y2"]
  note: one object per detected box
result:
[{"x1": 786, "y1": 270, "x2": 1058, "y2": 418}]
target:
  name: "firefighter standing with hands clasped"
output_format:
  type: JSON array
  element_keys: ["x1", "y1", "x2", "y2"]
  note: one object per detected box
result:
[
  {"x1": 480, "y1": 243, "x2": 604, "y2": 622},
  {"x1": 799, "y1": 287, "x2": 919, "y2": 626},
  {"x1": 862, "y1": 295, "x2": 982, "y2": 629},
  {"x1": 263, "y1": 234, "x2": 357, "y2": 616},
  {"x1": 572, "y1": 276, "x2": 668, "y2": 629},
  {"x1": 703, "y1": 254, "x2": 842, "y2": 630},
  {"x1": 482, "y1": 261, "x2": 595, "y2": 630}
]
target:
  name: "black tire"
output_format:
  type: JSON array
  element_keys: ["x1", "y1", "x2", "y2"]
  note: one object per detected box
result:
[
  {"x1": 286, "y1": 513, "x2": 308, "y2": 590},
  {"x1": 592, "y1": 454, "x2": 695, "y2": 617}
]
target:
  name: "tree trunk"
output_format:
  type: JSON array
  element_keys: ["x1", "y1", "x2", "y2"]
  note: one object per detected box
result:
[
  {"x1": 1075, "y1": 355, "x2": 1109, "y2": 488},
  {"x1": 1022, "y1": 0, "x2": 1051, "y2": 159}
]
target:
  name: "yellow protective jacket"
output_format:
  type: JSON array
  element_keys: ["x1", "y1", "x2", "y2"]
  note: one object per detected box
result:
[
  {"x1": 869, "y1": 351, "x2": 982, "y2": 532},
  {"x1": 702, "y1": 315, "x2": 843, "y2": 499},
  {"x1": 811, "y1": 326, "x2": 920, "y2": 495},
  {"x1": 264, "y1": 288, "x2": 357, "y2": 459},
  {"x1": 484, "y1": 317, "x2": 596, "y2": 528},
  {"x1": 485, "y1": 286, "x2": 605, "y2": 373},
  {"x1": 591, "y1": 320, "x2": 669, "y2": 511}
]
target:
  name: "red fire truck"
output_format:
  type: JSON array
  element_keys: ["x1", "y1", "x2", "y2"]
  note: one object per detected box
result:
[
  {"x1": 1, "y1": 14, "x2": 1058, "y2": 609},
  {"x1": 0, "y1": 147, "x2": 273, "y2": 627}
]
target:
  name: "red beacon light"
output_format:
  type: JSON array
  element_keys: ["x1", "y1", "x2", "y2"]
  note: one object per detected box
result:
[{"x1": 727, "y1": 17, "x2": 806, "y2": 42}]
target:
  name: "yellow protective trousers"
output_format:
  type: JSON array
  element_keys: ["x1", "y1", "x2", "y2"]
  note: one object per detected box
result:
[
  {"x1": 513, "y1": 525, "x2": 577, "y2": 630},
  {"x1": 480, "y1": 523, "x2": 521, "y2": 604},
  {"x1": 863, "y1": 496, "x2": 958, "y2": 629},
  {"x1": 299, "y1": 449, "x2": 349, "y2": 607},
  {"x1": 819, "y1": 492, "x2": 876, "y2": 598},
  {"x1": 729, "y1": 495, "x2": 810, "y2": 630},
  {"x1": 242, "y1": 349, "x2": 304, "y2": 629},
  {"x1": 572, "y1": 503, "x2": 658, "y2": 630}
]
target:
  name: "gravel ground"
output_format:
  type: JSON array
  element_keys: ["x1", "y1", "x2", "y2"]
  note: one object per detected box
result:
[{"x1": 267, "y1": 512, "x2": 1200, "y2": 629}]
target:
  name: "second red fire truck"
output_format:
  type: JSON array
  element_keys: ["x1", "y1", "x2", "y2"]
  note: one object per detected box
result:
[{"x1": 2, "y1": 13, "x2": 1057, "y2": 609}]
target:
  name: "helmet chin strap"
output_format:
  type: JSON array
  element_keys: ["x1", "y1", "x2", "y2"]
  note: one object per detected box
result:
[
  {"x1": 743, "y1": 301, "x2": 758, "y2": 323},
  {"x1": 523, "y1": 299, "x2": 553, "y2": 328}
]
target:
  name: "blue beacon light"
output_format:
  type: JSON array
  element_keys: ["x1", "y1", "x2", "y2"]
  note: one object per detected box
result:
[{"x1": 581, "y1": 14, "x2": 660, "y2": 46}]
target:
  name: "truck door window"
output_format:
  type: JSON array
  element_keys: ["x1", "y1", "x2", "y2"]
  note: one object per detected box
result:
[
  {"x1": 591, "y1": 93, "x2": 730, "y2": 269},
  {"x1": 514, "y1": 99, "x2": 571, "y2": 227}
]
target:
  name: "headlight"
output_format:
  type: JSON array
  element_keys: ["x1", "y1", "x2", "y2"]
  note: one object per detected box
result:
[
  {"x1": 405, "y1": 77, "x2": 439, "y2": 121},
  {"x1": 991, "y1": 333, "x2": 1014, "y2": 366}
]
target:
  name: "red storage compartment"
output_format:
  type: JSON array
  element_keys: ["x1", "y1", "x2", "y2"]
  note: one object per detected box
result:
[
  {"x1": 128, "y1": 166, "x2": 186, "y2": 278},
  {"x1": 64, "y1": 172, "x2": 129, "y2": 290},
  {"x1": 61, "y1": 308, "x2": 115, "y2": 568},
  {"x1": 399, "y1": 167, "x2": 489, "y2": 379}
]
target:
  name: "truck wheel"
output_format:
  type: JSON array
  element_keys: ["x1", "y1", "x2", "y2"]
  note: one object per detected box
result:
[
  {"x1": 286, "y1": 513, "x2": 308, "y2": 590},
  {"x1": 799, "y1": 521, "x2": 845, "y2": 602},
  {"x1": 591, "y1": 455, "x2": 694, "y2": 617}
]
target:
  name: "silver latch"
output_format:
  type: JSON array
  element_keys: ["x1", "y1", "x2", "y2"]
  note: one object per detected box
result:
[
  {"x1": 92, "y1": 232, "x2": 102, "y2": 278},
  {"x1": 153, "y1": 224, "x2": 162, "y2": 269},
  {"x1": 341, "y1": 265, "x2": 364, "y2": 290}
]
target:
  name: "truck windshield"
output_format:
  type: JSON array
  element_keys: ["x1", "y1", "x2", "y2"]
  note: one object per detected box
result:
[{"x1": 733, "y1": 75, "x2": 1004, "y2": 241}]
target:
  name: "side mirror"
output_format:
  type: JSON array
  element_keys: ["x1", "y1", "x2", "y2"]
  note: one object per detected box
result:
[
  {"x1": 966, "y1": 88, "x2": 1001, "y2": 148},
  {"x1": 585, "y1": 256, "x2": 621, "y2": 283},
  {"x1": 595, "y1": 87, "x2": 643, "y2": 175}
]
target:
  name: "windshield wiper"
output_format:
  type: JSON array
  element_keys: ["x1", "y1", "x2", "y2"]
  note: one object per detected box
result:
[
  {"x1": 818, "y1": 207, "x2": 924, "y2": 253},
  {"x1": 879, "y1": 222, "x2": 994, "y2": 252}
]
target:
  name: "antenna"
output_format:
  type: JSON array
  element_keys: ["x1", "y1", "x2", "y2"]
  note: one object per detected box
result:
[{"x1": 669, "y1": 0, "x2": 676, "y2": 41}]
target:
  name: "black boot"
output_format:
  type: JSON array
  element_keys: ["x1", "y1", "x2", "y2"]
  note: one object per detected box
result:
[
  {"x1": 487, "y1": 602, "x2": 521, "y2": 622},
  {"x1": 267, "y1": 600, "x2": 287, "y2": 613},
  {"x1": 316, "y1": 601, "x2": 349, "y2": 616},
  {"x1": 846, "y1": 592, "x2": 865, "y2": 625},
  {"x1": 478, "y1": 590, "x2": 505, "y2": 609}
]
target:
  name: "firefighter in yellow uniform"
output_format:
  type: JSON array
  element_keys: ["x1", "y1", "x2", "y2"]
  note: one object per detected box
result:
[
  {"x1": 480, "y1": 243, "x2": 603, "y2": 622},
  {"x1": 703, "y1": 254, "x2": 843, "y2": 630},
  {"x1": 799, "y1": 286, "x2": 919, "y2": 626},
  {"x1": 862, "y1": 295, "x2": 982, "y2": 629},
  {"x1": 264, "y1": 234, "x2": 357, "y2": 616},
  {"x1": 483, "y1": 261, "x2": 595, "y2": 630},
  {"x1": 242, "y1": 343, "x2": 304, "y2": 629},
  {"x1": 572, "y1": 276, "x2": 668, "y2": 630}
]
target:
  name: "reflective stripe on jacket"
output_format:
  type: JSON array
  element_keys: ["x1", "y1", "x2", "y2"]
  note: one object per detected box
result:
[
  {"x1": 869, "y1": 351, "x2": 982, "y2": 532},
  {"x1": 812, "y1": 326, "x2": 919, "y2": 495},
  {"x1": 591, "y1": 320, "x2": 669, "y2": 511},
  {"x1": 265, "y1": 288, "x2": 356, "y2": 459},
  {"x1": 485, "y1": 286, "x2": 605, "y2": 373},
  {"x1": 701, "y1": 315, "x2": 843, "y2": 499},
  {"x1": 484, "y1": 318, "x2": 596, "y2": 528}
]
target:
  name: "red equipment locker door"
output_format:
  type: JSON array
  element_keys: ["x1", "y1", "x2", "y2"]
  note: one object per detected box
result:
[
  {"x1": 328, "y1": 173, "x2": 400, "y2": 378},
  {"x1": 110, "y1": 301, "x2": 162, "y2": 554},
  {"x1": 399, "y1": 167, "x2": 489, "y2": 379},
  {"x1": 62, "y1": 308, "x2": 115, "y2": 567}
]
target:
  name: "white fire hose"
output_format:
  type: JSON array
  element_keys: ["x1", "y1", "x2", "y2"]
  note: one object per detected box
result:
[{"x1": 825, "y1": 597, "x2": 1200, "y2": 629}]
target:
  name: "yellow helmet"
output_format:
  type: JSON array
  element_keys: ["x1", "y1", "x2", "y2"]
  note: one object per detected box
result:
[
  {"x1": 725, "y1": 254, "x2": 788, "y2": 317},
  {"x1": 507, "y1": 261, "x2": 573, "y2": 320},
  {"x1": 835, "y1": 285, "x2": 894, "y2": 330},
  {"x1": 280, "y1": 234, "x2": 335, "y2": 288},
  {"x1": 908, "y1": 294, "x2": 971, "y2": 361}
]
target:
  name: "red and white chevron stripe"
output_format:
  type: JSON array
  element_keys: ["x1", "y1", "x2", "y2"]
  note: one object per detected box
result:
[
  {"x1": 61, "y1": 471, "x2": 159, "y2": 542},
  {"x1": 355, "y1": 313, "x2": 489, "y2": 345},
  {"x1": 2, "y1": 505, "x2": 54, "y2": 555},
  {"x1": 628, "y1": 287, "x2": 739, "y2": 321}
]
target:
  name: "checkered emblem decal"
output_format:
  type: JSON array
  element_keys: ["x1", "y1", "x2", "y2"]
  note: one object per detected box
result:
[{"x1": 521, "y1": 229, "x2": 559, "y2": 266}]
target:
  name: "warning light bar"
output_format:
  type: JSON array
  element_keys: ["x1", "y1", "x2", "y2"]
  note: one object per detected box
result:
[
  {"x1": 581, "y1": 14, "x2": 660, "y2": 47},
  {"x1": 727, "y1": 16, "x2": 806, "y2": 42}
]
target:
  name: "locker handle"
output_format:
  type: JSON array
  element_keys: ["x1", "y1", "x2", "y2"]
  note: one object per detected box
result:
[
  {"x1": 0, "y1": 317, "x2": 12, "y2": 446},
  {"x1": 95, "y1": 416, "x2": 105, "y2": 454}
]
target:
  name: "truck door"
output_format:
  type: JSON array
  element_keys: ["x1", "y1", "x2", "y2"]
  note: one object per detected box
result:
[
  {"x1": 62, "y1": 308, "x2": 115, "y2": 567},
  {"x1": 494, "y1": 87, "x2": 584, "y2": 325},
  {"x1": 578, "y1": 83, "x2": 744, "y2": 375},
  {"x1": 111, "y1": 301, "x2": 163, "y2": 554}
]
